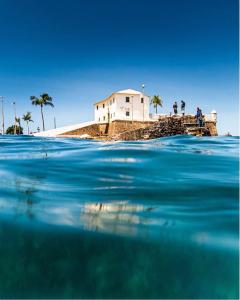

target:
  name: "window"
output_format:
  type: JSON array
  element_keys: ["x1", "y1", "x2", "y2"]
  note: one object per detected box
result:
[
  {"x1": 126, "y1": 97, "x2": 130, "y2": 102},
  {"x1": 103, "y1": 103, "x2": 105, "y2": 108},
  {"x1": 97, "y1": 105, "x2": 99, "y2": 110},
  {"x1": 110, "y1": 100, "x2": 112, "y2": 105},
  {"x1": 141, "y1": 98, "x2": 144, "y2": 103},
  {"x1": 98, "y1": 117, "x2": 100, "y2": 122},
  {"x1": 103, "y1": 116, "x2": 105, "y2": 121},
  {"x1": 126, "y1": 111, "x2": 130, "y2": 116},
  {"x1": 113, "y1": 98, "x2": 115, "y2": 103}
]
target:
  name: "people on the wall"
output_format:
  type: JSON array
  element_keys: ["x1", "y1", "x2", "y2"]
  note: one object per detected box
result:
[
  {"x1": 195, "y1": 107, "x2": 204, "y2": 127},
  {"x1": 173, "y1": 101, "x2": 178, "y2": 115},
  {"x1": 181, "y1": 100, "x2": 185, "y2": 115}
]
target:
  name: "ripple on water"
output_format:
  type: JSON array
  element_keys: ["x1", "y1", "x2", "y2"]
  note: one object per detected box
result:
[{"x1": 0, "y1": 135, "x2": 238, "y2": 298}]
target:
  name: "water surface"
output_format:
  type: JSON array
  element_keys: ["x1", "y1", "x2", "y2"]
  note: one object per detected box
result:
[{"x1": 0, "y1": 135, "x2": 238, "y2": 298}]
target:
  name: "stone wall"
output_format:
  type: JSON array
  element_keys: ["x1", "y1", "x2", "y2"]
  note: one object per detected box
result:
[
  {"x1": 60, "y1": 123, "x2": 101, "y2": 137},
  {"x1": 60, "y1": 115, "x2": 217, "y2": 140},
  {"x1": 108, "y1": 120, "x2": 155, "y2": 136},
  {"x1": 205, "y1": 121, "x2": 217, "y2": 136},
  {"x1": 181, "y1": 115, "x2": 217, "y2": 136},
  {"x1": 61, "y1": 120, "x2": 155, "y2": 137},
  {"x1": 115, "y1": 118, "x2": 186, "y2": 141}
]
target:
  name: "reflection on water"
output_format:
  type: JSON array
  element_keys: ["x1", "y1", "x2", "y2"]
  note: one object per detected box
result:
[
  {"x1": 80, "y1": 202, "x2": 154, "y2": 236},
  {"x1": 0, "y1": 135, "x2": 238, "y2": 299}
]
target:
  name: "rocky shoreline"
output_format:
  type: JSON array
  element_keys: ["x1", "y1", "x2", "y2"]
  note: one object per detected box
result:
[{"x1": 109, "y1": 117, "x2": 213, "y2": 141}]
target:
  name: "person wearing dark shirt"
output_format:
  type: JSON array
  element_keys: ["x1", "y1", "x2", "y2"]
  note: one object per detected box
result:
[
  {"x1": 195, "y1": 107, "x2": 203, "y2": 127},
  {"x1": 173, "y1": 102, "x2": 178, "y2": 114},
  {"x1": 181, "y1": 100, "x2": 185, "y2": 115}
]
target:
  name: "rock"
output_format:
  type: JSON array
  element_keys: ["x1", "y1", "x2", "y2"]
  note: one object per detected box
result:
[
  {"x1": 79, "y1": 134, "x2": 92, "y2": 139},
  {"x1": 114, "y1": 118, "x2": 187, "y2": 141}
]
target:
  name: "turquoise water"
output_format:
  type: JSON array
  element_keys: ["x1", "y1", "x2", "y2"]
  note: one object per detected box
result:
[{"x1": 0, "y1": 135, "x2": 238, "y2": 299}]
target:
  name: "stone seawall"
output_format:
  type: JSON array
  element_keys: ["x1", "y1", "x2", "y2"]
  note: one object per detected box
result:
[
  {"x1": 115, "y1": 118, "x2": 186, "y2": 141},
  {"x1": 60, "y1": 115, "x2": 217, "y2": 140},
  {"x1": 114, "y1": 116, "x2": 217, "y2": 141},
  {"x1": 60, "y1": 123, "x2": 100, "y2": 136},
  {"x1": 205, "y1": 121, "x2": 218, "y2": 136},
  {"x1": 61, "y1": 120, "x2": 154, "y2": 137},
  {"x1": 108, "y1": 120, "x2": 155, "y2": 136}
]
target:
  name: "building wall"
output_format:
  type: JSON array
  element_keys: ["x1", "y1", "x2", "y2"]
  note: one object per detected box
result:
[
  {"x1": 94, "y1": 92, "x2": 150, "y2": 123},
  {"x1": 114, "y1": 93, "x2": 150, "y2": 122},
  {"x1": 94, "y1": 96, "x2": 117, "y2": 123}
]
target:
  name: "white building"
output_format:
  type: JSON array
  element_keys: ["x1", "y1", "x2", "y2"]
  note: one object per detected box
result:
[{"x1": 94, "y1": 89, "x2": 150, "y2": 123}]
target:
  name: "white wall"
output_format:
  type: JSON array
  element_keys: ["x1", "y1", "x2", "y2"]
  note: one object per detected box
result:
[
  {"x1": 94, "y1": 93, "x2": 150, "y2": 123},
  {"x1": 115, "y1": 93, "x2": 150, "y2": 121},
  {"x1": 94, "y1": 96, "x2": 117, "y2": 123}
]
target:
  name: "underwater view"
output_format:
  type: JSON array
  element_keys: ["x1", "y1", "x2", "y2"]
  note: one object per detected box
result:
[{"x1": 0, "y1": 135, "x2": 238, "y2": 299}]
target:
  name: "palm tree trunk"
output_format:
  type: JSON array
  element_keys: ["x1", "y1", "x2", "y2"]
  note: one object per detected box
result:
[
  {"x1": 27, "y1": 121, "x2": 29, "y2": 135},
  {"x1": 155, "y1": 105, "x2": 158, "y2": 114},
  {"x1": 14, "y1": 119, "x2": 16, "y2": 135},
  {"x1": 19, "y1": 121, "x2": 21, "y2": 134},
  {"x1": 40, "y1": 105, "x2": 45, "y2": 131},
  {"x1": 13, "y1": 103, "x2": 17, "y2": 135}
]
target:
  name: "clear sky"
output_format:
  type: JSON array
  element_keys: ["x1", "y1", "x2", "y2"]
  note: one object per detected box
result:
[{"x1": 0, "y1": 0, "x2": 238, "y2": 135}]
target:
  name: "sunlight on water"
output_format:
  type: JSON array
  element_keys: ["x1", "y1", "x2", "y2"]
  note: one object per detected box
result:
[{"x1": 0, "y1": 135, "x2": 238, "y2": 298}]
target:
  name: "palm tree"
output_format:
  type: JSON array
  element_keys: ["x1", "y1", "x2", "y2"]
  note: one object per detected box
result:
[
  {"x1": 30, "y1": 93, "x2": 54, "y2": 131},
  {"x1": 6, "y1": 124, "x2": 23, "y2": 135},
  {"x1": 22, "y1": 112, "x2": 34, "y2": 135},
  {"x1": 151, "y1": 95, "x2": 163, "y2": 114},
  {"x1": 15, "y1": 117, "x2": 23, "y2": 135},
  {"x1": 15, "y1": 117, "x2": 21, "y2": 129}
]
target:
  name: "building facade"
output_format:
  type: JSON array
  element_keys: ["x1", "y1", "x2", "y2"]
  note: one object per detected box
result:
[{"x1": 94, "y1": 89, "x2": 150, "y2": 123}]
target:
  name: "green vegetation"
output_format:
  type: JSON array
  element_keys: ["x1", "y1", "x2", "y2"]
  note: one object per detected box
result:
[
  {"x1": 6, "y1": 125, "x2": 23, "y2": 135},
  {"x1": 151, "y1": 95, "x2": 163, "y2": 114},
  {"x1": 15, "y1": 117, "x2": 21, "y2": 128},
  {"x1": 22, "y1": 112, "x2": 34, "y2": 135},
  {"x1": 30, "y1": 93, "x2": 54, "y2": 131}
]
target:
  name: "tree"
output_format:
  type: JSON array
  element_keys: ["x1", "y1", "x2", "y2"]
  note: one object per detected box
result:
[
  {"x1": 22, "y1": 112, "x2": 34, "y2": 135},
  {"x1": 15, "y1": 117, "x2": 21, "y2": 127},
  {"x1": 151, "y1": 95, "x2": 163, "y2": 114},
  {"x1": 6, "y1": 125, "x2": 23, "y2": 135},
  {"x1": 30, "y1": 93, "x2": 54, "y2": 131},
  {"x1": 15, "y1": 117, "x2": 22, "y2": 134}
]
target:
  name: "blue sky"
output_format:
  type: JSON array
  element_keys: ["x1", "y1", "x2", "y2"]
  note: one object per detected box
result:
[{"x1": 0, "y1": 0, "x2": 238, "y2": 134}]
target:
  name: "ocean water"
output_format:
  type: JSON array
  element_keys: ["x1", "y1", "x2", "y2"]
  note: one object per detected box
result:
[{"x1": 0, "y1": 135, "x2": 238, "y2": 299}]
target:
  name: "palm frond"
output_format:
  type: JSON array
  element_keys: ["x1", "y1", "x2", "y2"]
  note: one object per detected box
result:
[
  {"x1": 23, "y1": 112, "x2": 33, "y2": 122},
  {"x1": 45, "y1": 101, "x2": 54, "y2": 107}
]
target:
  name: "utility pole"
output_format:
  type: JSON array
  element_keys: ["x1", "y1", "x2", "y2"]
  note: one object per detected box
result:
[
  {"x1": 0, "y1": 96, "x2": 4, "y2": 135},
  {"x1": 131, "y1": 96, "x2": 134, "y2": 123},
  {"x1": 13, "y1": 102, "x2": 17, "y2": 135},
  {"x1": 141, "y1": 84, "x2": 145, "y2": 122},
  {"x1": 53, "y1": 106, "x2": 57, "y2": 129}
]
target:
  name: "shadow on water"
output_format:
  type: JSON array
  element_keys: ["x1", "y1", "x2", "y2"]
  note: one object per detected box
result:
[{"x1": 0, "y1": 135, "x2": 238, "y2": 298}]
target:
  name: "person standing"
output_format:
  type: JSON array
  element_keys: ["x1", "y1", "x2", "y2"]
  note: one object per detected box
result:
[
  {"x1": 181, "y1": 100, "x2": 185, "y2": 115},
  {"x1": 173, "y1": 101, "x2": 178, "y2": 115},
  {"x1": 195, "y1": 107, "x2": 203, "y2": 127}
]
